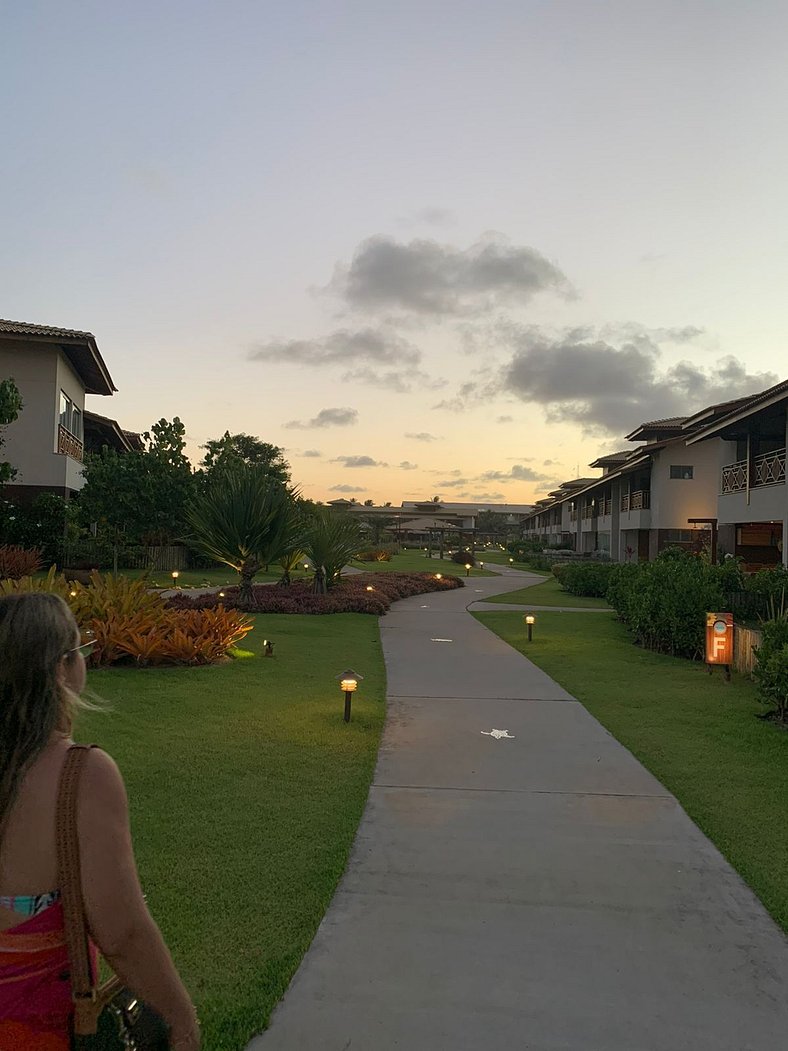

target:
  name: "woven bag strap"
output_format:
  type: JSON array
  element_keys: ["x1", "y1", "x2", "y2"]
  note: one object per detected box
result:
[{"x1": 55, "y1": 745, "x2": 97, "y2": 1015}]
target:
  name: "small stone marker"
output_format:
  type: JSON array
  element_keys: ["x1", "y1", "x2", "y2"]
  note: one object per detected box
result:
[{"x1": 481, "y1": 729, "x2": 515, "y2": 740}]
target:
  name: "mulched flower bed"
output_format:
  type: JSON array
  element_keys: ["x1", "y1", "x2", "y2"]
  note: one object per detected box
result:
[{"x1": 165, "y1": 571, "x2": 464, "y2": 615}]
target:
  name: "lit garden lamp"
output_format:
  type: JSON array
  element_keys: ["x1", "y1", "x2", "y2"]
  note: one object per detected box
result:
[
  {"x1": 337, "y1": 669, "x2": 364, "y2": 723},
  {"x1": 435, "y1": 572, "x2": 443, "y2": 581},
  {"x1": 464, "y1": 562, "x2": 472, "y2": 577},
  {"x1": 509, "y1": 557, "x2": 514, "y2": 565},
  {"x1": 524, "y1": 613, "x2": 535, "y2": 643},
  {"x1": 218, "y1": 590, "x2": 225, "y2": 598},
  {"x1": 263, "y1": 638, "x2": 274, "y2": 657},
  {"x1": 479, "y1": 561, "x2": 485, "y2": 569},
  {"x1": 303, "y1": 563, "x2": 310, "y2": 572},
  {"x1": 366, "y1": 585, "x2": 375, "y2": 592},
  {"x1": 171, "y1": 570, "x2": 180, "y2": 588}
]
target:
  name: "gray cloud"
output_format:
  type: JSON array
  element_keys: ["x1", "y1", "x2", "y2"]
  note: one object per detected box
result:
[
  {"x1": 480, "y1": 464, "x2": 555, "y2": 483},
  {"x1": 463, "y1": 491, "x2": 506, "y2": 501},
  {"x1": 405, "y1": 431, "x2": 440, "y2": 442},
  {"x1": 329, "y1": 484, "x2": 365, "y2": 493},
  {"x1": 251, "y1": 327, "x2": 421, "y2": 367},
  {"x1": 398, "y1": 206, "x2": 456, "y2": 228},
  {"x1": 302, "y1": 449, "x2": 322, "y2": 457},
  {"x1": 435, "y1": 477, "x2": 470, "y2": 488},
  {"x1": 331, "y1": 454, "x2": 387, "y2": 468},
  {"x1": 342, "y1": 366, "x2": 445, "y2": 394},
  {"x1": 542, "y1": 459, "x2": 557, "y2": 466},
  {"x1": 501, "y1": 327, "x2": 777, "y2": 435},
  {"x1": 284, "y1": 407, "x2": 359, "y2": 430},
  {"x1": 399, "y1": 461, "x2": 418, "y2": 470},
  {"x1": 497, "y1": 415, "x2": 513, "y2": 423},
  {"x1": 328, "y1": 233, "x2": 572, "y2": 316}
]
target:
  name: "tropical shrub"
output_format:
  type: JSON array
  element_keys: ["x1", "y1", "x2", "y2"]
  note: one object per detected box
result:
[
  {"x1": 355, "y1": 548, "x2": 393, "y2": 562},
  {"x1": 451, "y1": 549, "x2": 476, "y2": 566},
  {"x1": 0, "y1": 568, "x2": 252, "y2": 666},
  {"x1": 0, "y1": 544, "x2": 43, "y2": 580},
  {"x1": 556, "y1": 562, "x2": 614, "y2": 598},
  {"x1": 605, "y1": 550, "x2": 733, "y2": 659},
  {"x1": 185, "y1": 466, "x2": 300, "y2": 598},
  {"x1": 752, "y1": 614, "x2": 788, "y2": 722},
  {"x1": 0, "y1": 492, "x2": 77, "y2": 564},
  {"x1": 300, "y1": 510, "x2": 363, "y2": 591},
  {"x1": 167, "y1": 571, "x2": 464, "y2": 616},
  {"x1": 745, "y1": 564, "x2": 788, "y2": 605}
]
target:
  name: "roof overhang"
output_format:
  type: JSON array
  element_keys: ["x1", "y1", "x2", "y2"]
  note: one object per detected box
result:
[
  {"x1": 686, "y1": 381, "x2": 788, "y2": 444},
  {"x1": 0, "y1": 323, "x2": 116, "y2": 395},
  {"x1": 83, "y1": 410, "x2": 137, "y2": 452}
]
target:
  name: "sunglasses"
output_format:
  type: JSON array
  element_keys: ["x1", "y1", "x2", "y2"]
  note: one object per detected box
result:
[{"x1": 67, "y1": 630, "x2": 97, "y2": 659}]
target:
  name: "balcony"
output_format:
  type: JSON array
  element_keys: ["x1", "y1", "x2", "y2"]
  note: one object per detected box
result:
[
  {"x1": 57, "y1": 425, "x2": 84, "y2": 462},
  {"x1": 621, "y1": 490, "x2": 650, "y2": 512},
  {"x1": 721, "y1": 448, "x2": 786, "y2": 494},
  {"x1": 600, "y1": 498, "x2": 612, "y2": 517},
  {"x1": 581, "y1": 505, "x2": 595, "y2": 520},
  {"x1": 569, "y1": 510, "x2": 577, "y2": 522}
]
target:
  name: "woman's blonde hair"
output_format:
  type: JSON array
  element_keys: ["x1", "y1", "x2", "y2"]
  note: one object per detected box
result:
[{"x1": 0, "y1": 592, "x2": 80, "y2": 836}]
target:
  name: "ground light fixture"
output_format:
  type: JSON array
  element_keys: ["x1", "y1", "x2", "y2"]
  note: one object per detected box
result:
[
  {"x1": 524, "y1": 613, "x2": 535, "y2": 643},
  {"x1": 509, "y1": 557, "x2": 514, "y2": 564},
  {"x1": 263, "y1": 638, "x2": 274, "y2": 657},
  {"x1": 465, "y1": 563, "x2": 472, "y2": 577},
  {"x1": 337, "y1": 668, "x2": 364, "y2": 723},
  {"x1": 479, "y1": 561, "x2": 484, "y2": 569},
  {"x1": 171, "y1": 570, "x2": 179, "y2": 586},
  {"x1": 303, "y1": 563, "x2": 310, "y2": 571},
  {"x1": 366, "y1": 585, "x2": 374, "y2": 592},
  {"x1": 435, "y1": 573, "x2": 443, "y2": 580}
]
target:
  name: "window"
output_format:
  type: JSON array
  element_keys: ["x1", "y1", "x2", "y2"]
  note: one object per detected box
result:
[
  {"x1": 59, "y1": 391, "x2": 71, "y2": 431},
  {"x1": 670, "y1": 465, "x2": 693, "y2": 480},
  {"x1": 71, "y1": 407, "x2": 82, "y2": 440}
]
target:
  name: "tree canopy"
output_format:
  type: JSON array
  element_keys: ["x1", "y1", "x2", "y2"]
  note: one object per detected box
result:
[
  {"x1": 199, "y1": 432, "x2": 290, "y2": 484},
  {"x1": 0, "y1": 378, "x2": 23, "y2": 486}
]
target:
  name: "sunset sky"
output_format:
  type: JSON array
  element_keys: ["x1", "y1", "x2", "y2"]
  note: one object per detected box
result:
[{"x1": 3, "y1": 1, "x2": 787, "y2": 504}]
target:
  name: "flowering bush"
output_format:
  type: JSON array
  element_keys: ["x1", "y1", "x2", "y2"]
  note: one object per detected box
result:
[{"x1": 166, "y1": 571, "x2": 464, "y2": 615}]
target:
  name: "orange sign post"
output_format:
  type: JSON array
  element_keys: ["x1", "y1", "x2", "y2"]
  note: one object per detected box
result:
[{"x1": 705, "y1": 612, "x2": 733, "y2": 681}]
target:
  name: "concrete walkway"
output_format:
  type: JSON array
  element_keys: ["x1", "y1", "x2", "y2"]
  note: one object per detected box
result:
[{"x1": 249, "y1": 568, "x2": 788, "y2": 1050}]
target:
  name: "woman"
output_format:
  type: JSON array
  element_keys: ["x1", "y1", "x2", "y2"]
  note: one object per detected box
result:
[{"x1": 0, "y1": 593, "x2": 200, "y2": 1050}]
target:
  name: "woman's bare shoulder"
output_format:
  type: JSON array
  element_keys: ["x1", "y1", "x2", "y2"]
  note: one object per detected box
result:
[{"x1": 79, "y1": 748, "x2": 129, "y2": 815}]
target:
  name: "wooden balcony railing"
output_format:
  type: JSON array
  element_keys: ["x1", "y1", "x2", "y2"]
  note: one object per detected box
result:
[
  {"x1": 600, "y1": 498, "x2": 612, "y2": 516},
  {"x1": 57, "y1": 425, "x2": 83, "y2": 462},
  {"x1": 621, "y1": 490, "x2": 650, "y2": 512},
  {"x1": 581, "y1": 505, "x2": 594, "y2": 520},
  {"x1": 569, "y1": 510, "x2": 577, "y2": 522},
  {"x1": 721, "y1": 448, "x2": 786, "y2": 494}
]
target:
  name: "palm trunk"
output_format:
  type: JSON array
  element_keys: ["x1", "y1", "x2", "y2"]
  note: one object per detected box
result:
[{"x1": 239, "y1": 558, "x2": 261, "y2": 601}]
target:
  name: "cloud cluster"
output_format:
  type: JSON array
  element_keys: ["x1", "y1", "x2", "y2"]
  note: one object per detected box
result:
[
  {"x1": 399, "y1": 461, "x2": 418, "y2": 470},
  {"x1": 328, "y1": 233, "x2": 571, "y2": 316},
  {"x1": 329, "y1": 484, "x2": 365, "y2": 493},
  {"x1": 302, "y1": 449, "x2": 321, "y2": 457},
  {"x1": 405, "y1": 431, "x2": 440, "y2": 442},
  {"x1": 480, "y1": 464, "x2": 556, "y2": 484},
  {"x1": 253, "y1": 327, "x2": 419, "y2": 367},
  {"x1": 331, "y1": 454, "x2": 387, "y2": 468},
  {"x1": 284, "y1": 407, "x2": 358, "y2": 430},
  {"x1": 500, "y1": 327, "x2": 778, "y2": 435}
]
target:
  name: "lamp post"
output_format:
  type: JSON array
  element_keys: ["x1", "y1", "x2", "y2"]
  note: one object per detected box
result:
[
  {"x1": 263, "y1": 638, "x2": 274, "y2": 657},
  {"x1": 464, "y1": 562, "x2": 472, "y2": 577},
  {"x1": 524, "y1": 613, "x2": 535, "y2": 643},
  {"x1": 337, "y1": 669, "x2": 364, "y2": 723},
  {"x1": 171, "y1": 570, "x2": 179, "y2": 588}
]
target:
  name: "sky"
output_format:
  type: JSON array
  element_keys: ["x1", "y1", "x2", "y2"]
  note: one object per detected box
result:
[{"x1": 3, "y1": 0, "x2": 787, "y2": 505}]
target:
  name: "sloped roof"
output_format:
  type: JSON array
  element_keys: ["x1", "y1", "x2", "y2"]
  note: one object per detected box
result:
[
  {"x1": 83, "y1": 410, "x2": 140, "y2": 454},
  {"x1": 397, "y1": 517, "x2": 459, "y2": 530},
  {"x1": 686, "y1": 377, "x2": 788, "y2": 444},
  {"x1": 625, "y1": 416, "x2": 688, "y2": 442},
  {"x1": 0, "y1": 318, "x2": 116, "y2": 395}
]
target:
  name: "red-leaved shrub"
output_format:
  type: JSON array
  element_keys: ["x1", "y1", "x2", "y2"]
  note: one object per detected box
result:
[
  {"x1": 0, "y1": 544, "x2": 44, "y2": 580},
  {"x1": 166, "y1": 572, "x2": 464, "y2": 615}
]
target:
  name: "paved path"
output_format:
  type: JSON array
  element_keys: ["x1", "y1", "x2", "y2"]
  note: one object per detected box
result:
[{"x1": 248, "y1": 568, "x2": 788, "y2": 1050}]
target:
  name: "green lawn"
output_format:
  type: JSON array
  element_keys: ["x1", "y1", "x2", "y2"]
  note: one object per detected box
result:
[
  {"x1": 77, "y1": 614, "x2": 386, "y2": 1051},
  {"x1": 45, "y1": 566, "x2": 312, "y2": 589},
  {"x1": 474, "y1": 609, "x2": 788, "y2": 933},
  {"x1": 483, "y1": 573, "x2": 610, "y2": 608},
  {"x1": 352, "y1": 550, "x2": 495, "y2": 576}
]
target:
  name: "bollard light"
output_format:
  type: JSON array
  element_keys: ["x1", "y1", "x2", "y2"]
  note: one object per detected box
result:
[
  {"x1": 218, "y1": 590, "x2": 225, "y2": 598},
  {"x1": 366, "y1": 585, "x2": 374, "y2": 592},
  {"x1": 509, "y1": 557, "x2": 514, "y2": 564},
  {"x1": 479, "y1": 561, "x2": 484, "y2": 569},
  {"x1": 435, "y1": 573, "x2": 443, "y2": 580},
  {"x1": 263, "y1": 638, "x2": 274, "y2": 657},
  {"x1": 465, "y1": 563, "x2": 472, "y2": 577},
  {"x1": 524, "y1": 613, "x2": 535, "y2": 643},
  {"x1": 303, "y1": 563, "x2": 310, "y2": 571},
  {"x1": 172, "y1": 570, "x2": 180, "y2": 585},
  {"x1": 337, "y1": 668, "x2": 364, "y2": 723}
]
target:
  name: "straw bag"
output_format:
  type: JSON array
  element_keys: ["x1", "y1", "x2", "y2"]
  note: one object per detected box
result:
[{"x1": 57, "y1": 745, "x2": 170, "y2": 1050}]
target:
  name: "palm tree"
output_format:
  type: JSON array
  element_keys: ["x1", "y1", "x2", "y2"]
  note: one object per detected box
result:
[
  {"x1": 301, "y1": 510, "x2": 362, "y2": 593},
  {"x1": 184, "y1": 467, "x2": 300, "y2": 600}
]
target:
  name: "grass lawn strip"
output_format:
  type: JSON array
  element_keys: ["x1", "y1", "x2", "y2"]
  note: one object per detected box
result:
[
  {"x1": 352, "y1": 550, "x2": 495, "y2": 576},
  {"x1": 482, "y1": 573, "x2": 610, "y2": 608},
  {"x1": 474, "y1": 610, "x2": 788, "y2": 934},
  {"x1": 78, "y1": 613, "x2": 385, "y2": 1051}
]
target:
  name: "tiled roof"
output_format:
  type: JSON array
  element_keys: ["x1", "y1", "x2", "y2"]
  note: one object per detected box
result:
[
  {"x1": 0, "y1": 318, "x2": 115, "y2": 395},
  {"x1": 588, "y1": 450, "x2": 631, "y2": 466},
  {"x1": 685, "y1": 377, "x2": 788, "y2": 443},
  {"x1": 0, "y1": 319, "x2": 95, "y2": 339}
]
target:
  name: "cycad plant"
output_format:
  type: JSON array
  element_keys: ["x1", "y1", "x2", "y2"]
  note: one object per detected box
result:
[
  {"x1": 301, "y1": 510, "x2": 362, "y2": 593},
  {"x1": 184, "y1": 467, "x2": 300, "y2": 600}
]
